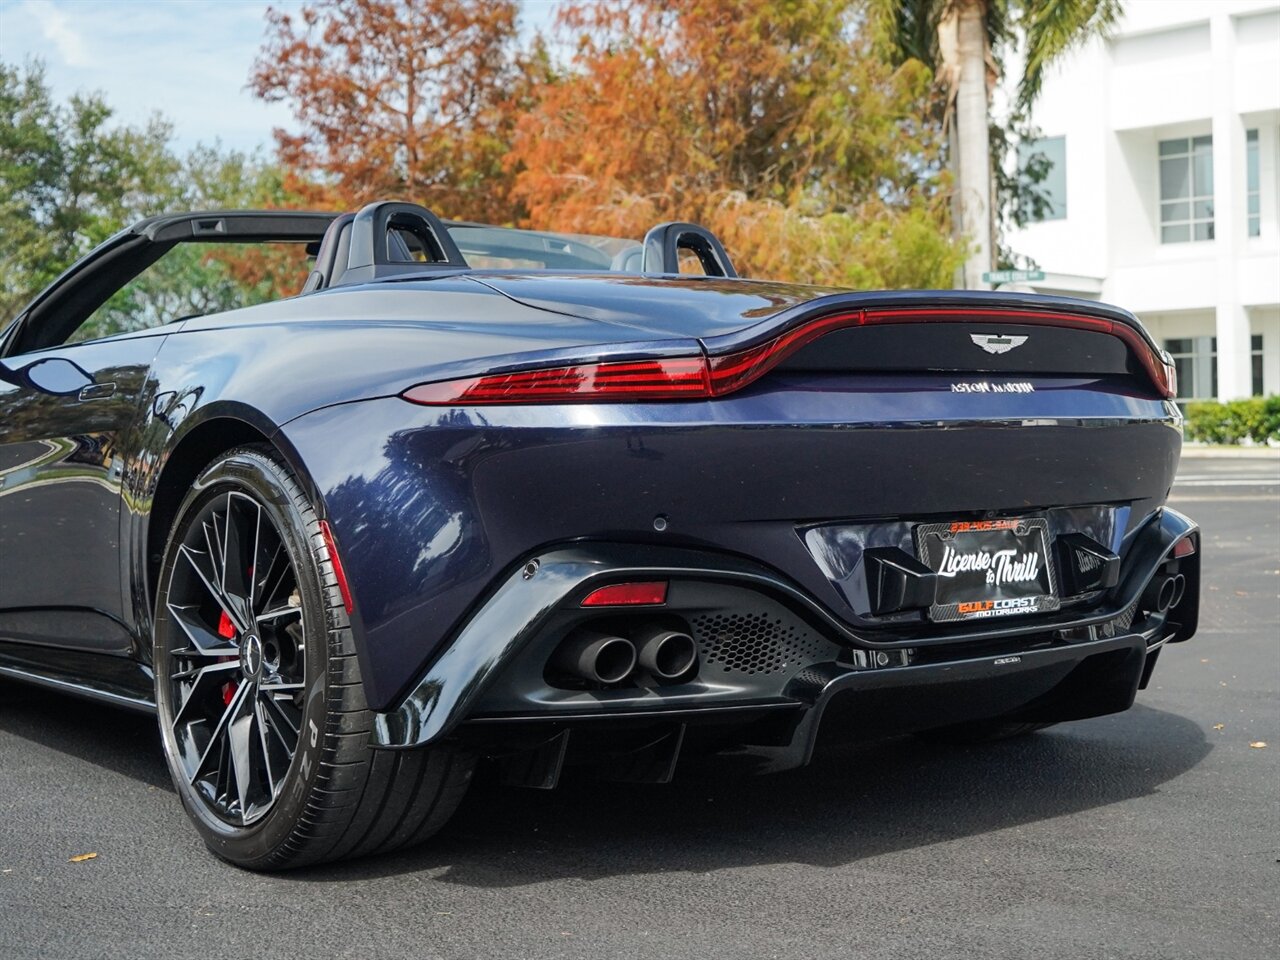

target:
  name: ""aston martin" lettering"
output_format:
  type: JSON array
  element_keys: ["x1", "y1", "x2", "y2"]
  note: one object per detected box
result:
[{"x1": 950, "y1": 381, "x2": 1035, "y2": 393}]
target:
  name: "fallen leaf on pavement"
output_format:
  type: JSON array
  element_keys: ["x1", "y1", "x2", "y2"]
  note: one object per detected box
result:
[
  {"x1": 1249, "y1": 741, "x2": 1267, "y2": 749},
  {"x1": 1213, "y1": 723, "x2": 1224, "y2": 731},
  {"x1": 68, "y1": 853, "x2": 97, "y2": 863}
]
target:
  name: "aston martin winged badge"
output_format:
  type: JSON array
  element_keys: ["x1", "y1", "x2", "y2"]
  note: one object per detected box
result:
[{"x1": 971, "y1": 333, "x2": 1029, "y2": 355}]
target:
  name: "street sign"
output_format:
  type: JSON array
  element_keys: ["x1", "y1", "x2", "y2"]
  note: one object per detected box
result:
[{"x1": 982, "y1": 269, "x2": 1045, "y2": 283}]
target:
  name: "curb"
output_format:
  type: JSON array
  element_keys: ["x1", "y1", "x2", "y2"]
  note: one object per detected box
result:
[{"x1": 1181, "y1": 445, "x2": 1280, "y2": 459}]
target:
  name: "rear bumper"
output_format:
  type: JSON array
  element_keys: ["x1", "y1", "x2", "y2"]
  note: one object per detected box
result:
[
  {"x1": 282, "y1": 378, "x2": 1180, "y2": 711},
  {"x1": 372, "y1": 507, "x2": 1199, "y2": 751}
]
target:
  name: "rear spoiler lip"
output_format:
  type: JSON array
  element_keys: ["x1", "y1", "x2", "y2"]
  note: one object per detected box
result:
[
  {"x1": 394, "y1": 291, "x2": 1175, "y2": 407},
  {"x1": 699, "y1": 289, "x2": 1158, "y2": 356}
]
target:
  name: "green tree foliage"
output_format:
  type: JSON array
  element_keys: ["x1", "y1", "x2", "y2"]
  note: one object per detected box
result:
[
  {"x1": 1, "y1": 60, "x2": 176, "y2": 323},
  {"x1": 1, "y1": 61, "x2": 302, "y2": 336},
  {"x1": 1185, "y1": 397, "x2": 1280, "y2": 446}
]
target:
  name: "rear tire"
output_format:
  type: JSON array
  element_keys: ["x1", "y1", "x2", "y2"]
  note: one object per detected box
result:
[
  {"x1": 153, "y1": 445, "x2": 473, "y2": 870},
  {"x1": 916, "y1": 720, "x2": 1057, "y2": 745}
]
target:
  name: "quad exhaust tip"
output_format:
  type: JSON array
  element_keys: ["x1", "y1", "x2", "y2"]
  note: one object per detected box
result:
[
  {"x1": 635, "y1": 628, "x2": 699, "y2": 682},
  {"x1": 553, "y1": 630, "x2": 637, "y2": 685},
  {"x1": 1142, "y1": 572, "x2": 1186, "y2": 614},
  {"x1": 552, "y1": 624, "x2": 700, "y2": 686}
]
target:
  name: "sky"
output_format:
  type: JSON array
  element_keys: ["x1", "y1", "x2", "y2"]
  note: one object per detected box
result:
[{"x1": 0, "y1": 0, "x2": 559, "y2": 154}]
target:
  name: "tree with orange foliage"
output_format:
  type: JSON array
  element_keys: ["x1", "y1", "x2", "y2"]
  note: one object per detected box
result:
[
  {"x1": 509, "y1": 0, "x2": 961, "y2": 288},
  {"x1": 250, "y1": 0, "x2": 961, "y2": 288},
  {"x1": 251, "y1": 0, "x2": 524, "y2": 222}
]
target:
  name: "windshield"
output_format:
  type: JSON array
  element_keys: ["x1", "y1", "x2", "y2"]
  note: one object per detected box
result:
[{"x1": 445, "y1": 225, "x2": 639, "y2": 272}]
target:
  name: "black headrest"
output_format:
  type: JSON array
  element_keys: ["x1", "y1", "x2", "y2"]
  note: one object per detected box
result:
[{"x1": 301, "y1": 213, "x2": 356, "y2": 293}]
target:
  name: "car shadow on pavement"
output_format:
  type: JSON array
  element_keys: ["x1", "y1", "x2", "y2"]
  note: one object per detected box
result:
[
  {"x1": 0, "y1": 679, "x2": 1210, "y2": 883},
  {"x1": 0, "y1": 678, "x2": 173, "y2": 792},
  {"x1": 290, "y1": 701, "x2": 1210, "y2": 887}
]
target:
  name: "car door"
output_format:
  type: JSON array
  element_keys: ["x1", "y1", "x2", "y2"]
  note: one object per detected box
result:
[
  {"x1": 0, "y1": 336, "x2": 163, "y2": 653},
  {"x1": 0, "y1": 210, "x2": 334, "y2": 656}
]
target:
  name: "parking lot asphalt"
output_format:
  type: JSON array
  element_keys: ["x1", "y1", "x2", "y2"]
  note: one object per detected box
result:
[{"x1": 2, "y1": 455, "x2": 1277, "y2": 960}]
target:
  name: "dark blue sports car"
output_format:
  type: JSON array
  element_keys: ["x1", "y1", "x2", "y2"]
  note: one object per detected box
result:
[{"x1": 0, "y1": 202, "x2": 1200, "y2": 869}]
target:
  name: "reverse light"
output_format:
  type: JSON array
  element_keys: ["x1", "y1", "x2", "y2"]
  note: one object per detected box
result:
[
  {"x1": 580, "y1": 581, "x2": 669, "y2": 607},
  {"x1": 401, "y1": 307, "x2": 1176, "y2": 405}
]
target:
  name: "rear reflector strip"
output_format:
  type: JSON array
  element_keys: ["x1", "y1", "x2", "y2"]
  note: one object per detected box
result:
[
  {"x1": 1172, "y1": 535, "x2": 1197, "y2": 558},
  {"x1": 319, "y1": 520, "x2": 355, "y2": 615},
  {"x1": 402, "y1": 307, "x2": 1176, "y2": 404},
  {"x1": 580, "y1": 581, "x2": 669, "y2": 607}
]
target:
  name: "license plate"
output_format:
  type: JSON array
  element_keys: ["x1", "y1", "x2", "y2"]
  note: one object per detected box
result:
[{"x1": 914, "y1": 517, "x2": 1060, "y2": 622}]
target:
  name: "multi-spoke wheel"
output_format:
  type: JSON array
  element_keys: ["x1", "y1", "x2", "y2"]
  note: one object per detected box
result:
[
  {"x1": 164, "y1": 488, "x2": 306, "y2": 825},
  {"x1": 154, "y1": 445, "x2": 474, "y2": 870}
]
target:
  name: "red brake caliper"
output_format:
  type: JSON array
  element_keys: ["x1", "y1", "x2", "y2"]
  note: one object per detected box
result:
[{"x1": 218, "y1": 610, "x2": 239, "y2": 705}]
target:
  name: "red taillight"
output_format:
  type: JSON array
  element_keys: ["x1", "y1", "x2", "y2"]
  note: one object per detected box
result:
[
  {"x1": 319, "y1": 520, "x2": 355, "y2": 614},
  {"x1": 1173, "y1": 535, "x2": 1197, "y2": 558},
  {"x1": 401, "y1": 306, "x2": 1174, "y2": 404},
  {"x1": 403, "y1": 357, "x2": 710, "y2": 405},
  {"x1": 580, "y1": 581, "x2": 669, "y2": 607},
  {"x1": 708, "y1": 310, "x2": 862, "y2": 395}
]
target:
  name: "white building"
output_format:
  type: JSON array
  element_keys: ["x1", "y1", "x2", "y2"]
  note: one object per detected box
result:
[{"x1": 1008, "y1": 0, "x2": 1280, "y2": 402}]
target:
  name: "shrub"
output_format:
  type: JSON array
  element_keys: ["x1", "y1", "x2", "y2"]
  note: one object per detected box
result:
[{"x1": 1185, "y1": 396, "x2": 1280, "y2": 445}]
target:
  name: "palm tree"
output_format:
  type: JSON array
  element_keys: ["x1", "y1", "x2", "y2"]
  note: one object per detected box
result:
[{"x1": 870, "y1": 0, "x2": 1122, "y2": 288}]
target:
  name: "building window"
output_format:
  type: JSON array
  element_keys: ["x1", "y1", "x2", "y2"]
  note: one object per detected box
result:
[
  {"x1": 1159, "y1": 135, "x2": 1214, "y2": 243},
  {"x1": 1251, "y1": 333, "x2": 1264, "y2": 396},
  {"x1": 1246, "y1": 129, "x2": 1260, "y2": 238},
  {"x1": 1165, "y1": 335, "x2": 1264, "y2": 400},
  {"x1": 1164, "y1": 336, "x2": 1217, "y2": 401},
  {"x1": 1019, "y1": 135, "x2": 1067, "y2": 221}
]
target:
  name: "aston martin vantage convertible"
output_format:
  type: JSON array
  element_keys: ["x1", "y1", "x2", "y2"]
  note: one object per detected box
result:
[{"x1": 0, "y1": 202, "x2": 1200, "y2": 869}]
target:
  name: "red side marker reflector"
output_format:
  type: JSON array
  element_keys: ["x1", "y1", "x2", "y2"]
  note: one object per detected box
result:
[
  {"x1": 217, "y1": 609, "x2": 236, "y2": 639},
  {"x1": 319, "y1": 520, "x2": 356, "y2": 614},
  {"x1": 580, "y1": 581, "x2": 669, "y2": 607},
  {"x1": 1173, "y1": 536, "x2": 1197, "y2": 558}
]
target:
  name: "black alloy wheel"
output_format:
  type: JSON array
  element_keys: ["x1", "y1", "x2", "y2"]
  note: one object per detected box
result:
[
  {"x1": 153, "y1": 445, "x2": 474, "y2": 869},
  {"x1": 162, "y1": 486, "x2": 305, "y2": 825}
]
